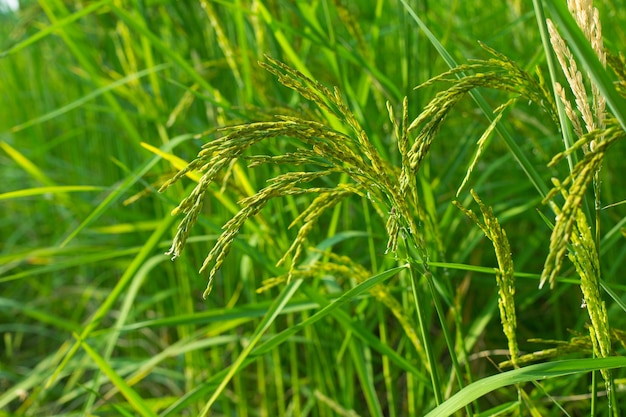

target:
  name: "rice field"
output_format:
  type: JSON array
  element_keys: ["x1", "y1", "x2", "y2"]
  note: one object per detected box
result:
[{"x1": 1, "y1": 1, "x2": 626, "y2": 416}]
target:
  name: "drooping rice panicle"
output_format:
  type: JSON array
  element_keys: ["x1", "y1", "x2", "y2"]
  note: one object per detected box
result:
[{"x1": 454, "y1": 190, "x2": 519, "y2": 367}]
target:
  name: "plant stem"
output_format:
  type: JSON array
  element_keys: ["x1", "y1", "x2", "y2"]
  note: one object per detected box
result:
[{"x1": 407, "y1": 259, "x2": 443, "y2": 406}]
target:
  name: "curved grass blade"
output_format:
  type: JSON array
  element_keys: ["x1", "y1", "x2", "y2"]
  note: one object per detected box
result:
[
  {"x1": 0, "y1": 185, "x2": 104, "y2": 200},
  {"x1": 399, "y1": 0, "x2": 549, "y2": 197},
  {"x1": 0, "y1": 0, "x2": 113, "y2": 58},
  {"x1": 59, "y1": 134, "x2": 194, "y2": 248},
  {"x1": 46, "y1": 212, "x2": 178, "y2": 388},
  {"x1": 78, "y1": 337, "x2": 159, "y2": 417},
  {"x1": 10, "y1": 65, "x2": 170, "y2": 133},
  {"x1": 424, "y1": 357, "x2": 626, "y2": 417},
  {"x1": 199, "y1": 278, "x2": 303, "y2": 415},
  {"x1": 252, "y1": 265, "x2": 408, "y2": 355}
]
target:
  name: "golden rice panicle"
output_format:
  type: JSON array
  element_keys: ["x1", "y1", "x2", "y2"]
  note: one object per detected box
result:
[{"x1": 547, "y1": 0, "x2": 606, "y2": 154}]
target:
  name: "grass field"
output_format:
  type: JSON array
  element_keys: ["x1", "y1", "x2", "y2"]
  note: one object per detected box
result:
[{"x1": 1, "y1": 1, "x2": 626, "y2": 416}]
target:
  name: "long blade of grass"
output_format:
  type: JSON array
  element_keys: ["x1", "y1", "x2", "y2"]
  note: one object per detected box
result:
[
  {"x1": 252, "y1": 264, "x2": 408, "y2": 355},
  {"x1": 199, "y1": 278, "x2": 303, "y2": 415},
  {"x1": 59, "y1": 134, "x2": 193, "y2": 247},
  {"x1": 46, "y1": 212, "x2": 177, "y2": 388},
  {"x1": 10, "y1": 65, "x2": 170, "y2": 133},
  {"x1": 399, "y1": 0, "x2": 549, "y2": 198},
  {"x1": 0, "y1": 185, "x2": 104, "y2": 200},
  {"x1": 531, "y1": 0, "x2": 577, "y2": 172},
  {"x1": 78, "y1": 337, "x2": 159, "y2": 417},
  {"x1": 0, "y1": 0, "x2": 112, "y2": 58},
  {"x1": 424, "y1": 357, "x2": 626, "y2": 417}
]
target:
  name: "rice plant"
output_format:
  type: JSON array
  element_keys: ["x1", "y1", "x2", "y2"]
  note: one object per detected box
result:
[
  {"x1": 2, "y1": 0, "x2": 626, "y2": 416},
  {"x1": 160, "y1": 1, "x2": 626, "y2": 415}
]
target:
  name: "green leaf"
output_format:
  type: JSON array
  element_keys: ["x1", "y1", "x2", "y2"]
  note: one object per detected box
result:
[
  {"x1": 78, "y1": 337, "x2": 159, "y2": 417},
  {"x1": 425, "y1": 357, "x2": 626, "y2": 417},
  {"x1": 198, "y1": 277, "x2": 303, "y2": 415}
]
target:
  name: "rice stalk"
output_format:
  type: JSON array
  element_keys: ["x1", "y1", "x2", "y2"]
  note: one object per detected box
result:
[
  {"x1": 454, "y1": 190, "x2": 519, "y2": 368},
  {"x1": 543, "y1": 0, "x2": 608, "y2": 290},
  {"x1": 160, "y1": 57, "x2": 426, "y2": 299},
  {"x1": 162, "y1": 41, "x2": 562, "y2": 299},
  {"x1": 544, "y1": 2, "x2": 623, "y2": 410},
  {"x1": 159, "y1": 19, "x2": 624, "y2": 410},
  {"x1": 548, "y1": 179, "x2": 613, "y2": 381},
  {"x1": 160, "y1": 44, "x2": 572, "y2": 412}
]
